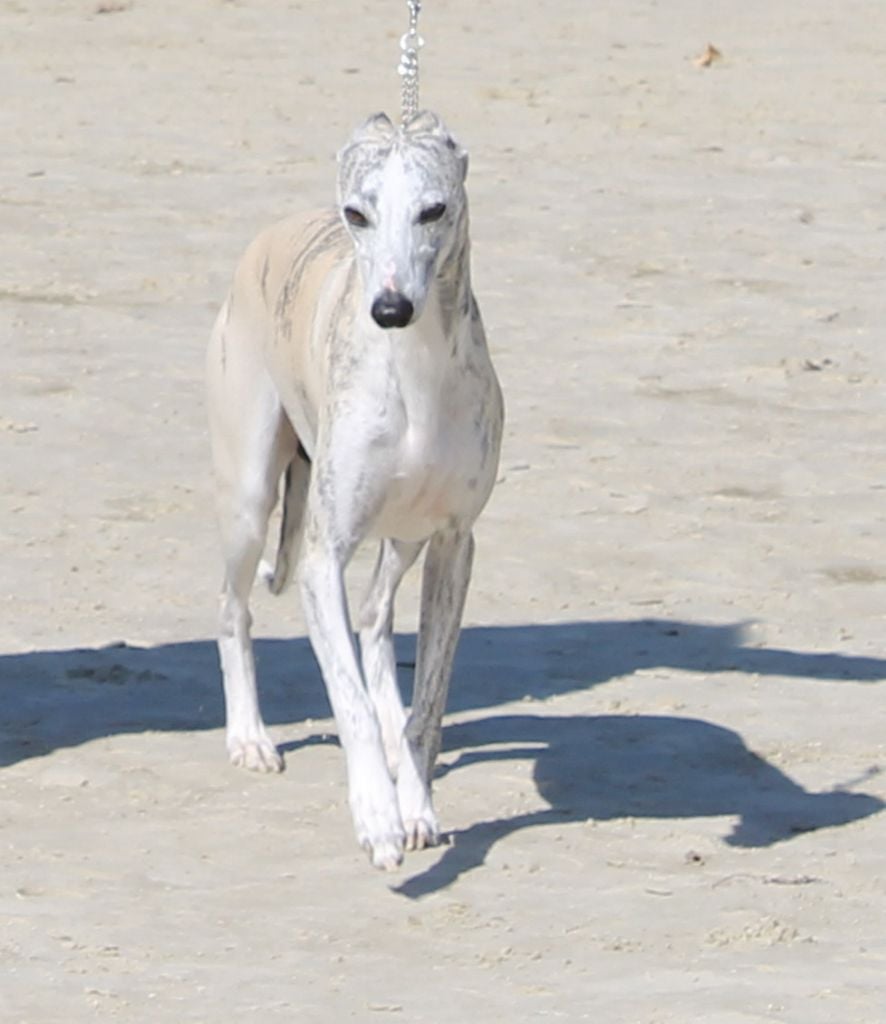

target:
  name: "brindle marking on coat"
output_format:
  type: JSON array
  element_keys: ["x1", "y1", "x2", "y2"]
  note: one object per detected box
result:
[{"x1": 206, "y1": 110, "x2": 503, "y2": 870}]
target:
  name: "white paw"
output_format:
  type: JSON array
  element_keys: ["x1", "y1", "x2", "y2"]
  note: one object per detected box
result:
[
  {"x1": 397, "y1": 749, "x2": 439, "y2": 851},
  {"x1": 356, "y1": 812, "x2": 406, "y2": 870},
  {"x1": 227, "y1": 734, "x2": 283, "y2": 773},
  {"x1": 403, "y1": 810, "x2": 440, "y2": 852},
  {"x1": 351, "y1": 782, "x2": 406, "y2": 870},
  {"x1": 360, "y1": 833, "x2": 406, "y2": 872}
]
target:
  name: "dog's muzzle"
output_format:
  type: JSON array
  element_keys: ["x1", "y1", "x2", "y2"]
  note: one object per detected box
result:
[{"x1": 371, "y1": 290, "x2": 415, "y2": 329}]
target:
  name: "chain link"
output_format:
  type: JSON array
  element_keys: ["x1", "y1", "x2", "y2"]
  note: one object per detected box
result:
[{"x1": 397, "y1": 0, "x2": 423, "y2": 124}]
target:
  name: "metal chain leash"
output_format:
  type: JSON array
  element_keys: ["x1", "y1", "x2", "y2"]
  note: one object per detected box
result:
[{"x1": 397, "y1": 0, "x2": 423, "y2": 124}]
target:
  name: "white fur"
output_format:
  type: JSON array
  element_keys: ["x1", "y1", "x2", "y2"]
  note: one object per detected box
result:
[{"x1": 206, "y1": 111, "x2": 503, "y2": 869}]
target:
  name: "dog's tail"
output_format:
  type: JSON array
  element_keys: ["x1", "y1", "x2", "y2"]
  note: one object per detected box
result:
[{"x1": 258, "y1": 446, "x2": 311, "y2": 595}]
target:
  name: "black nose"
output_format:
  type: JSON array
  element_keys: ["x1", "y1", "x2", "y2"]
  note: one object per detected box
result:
[{"x1": 371, "y1": 290, "x2": 414, "y2": 329}]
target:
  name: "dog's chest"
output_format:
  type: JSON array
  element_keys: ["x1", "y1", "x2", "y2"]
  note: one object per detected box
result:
[
  {"x1": 368, "y1": 342, "x2": 497, "y2": 542},
  {"x1": 375, "y1": 419, "x2": 484, "y2": 542}
]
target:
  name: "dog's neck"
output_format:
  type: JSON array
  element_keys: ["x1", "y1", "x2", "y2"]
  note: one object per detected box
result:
[{"x1": 434, "y1": 206, "x2": 473, "y2": 337}]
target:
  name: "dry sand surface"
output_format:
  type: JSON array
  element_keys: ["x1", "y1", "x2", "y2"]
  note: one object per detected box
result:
[{"x1": 2, "y1": 1, "x2": 886, "y2": 1020}]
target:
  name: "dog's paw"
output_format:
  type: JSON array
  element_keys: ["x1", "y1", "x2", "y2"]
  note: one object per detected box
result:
[
  {"x1": 360, "y1": 832, "x2": 406, "y2": 872},
  {"x1": 403, "y1": 811, "x2": 440, "y2": 852},
  {"x1": 397, "y1": 755, "x2": 440, "y2": 851},
  {"x1": 352, "y1": 788, "x2": 406, "y2": 870},
  {"x1": 227, "y1": 734, "x2": 283, "y2": 773},
  {"x1": 356, "y1": 814, "x2": 405, "y2": 871}
]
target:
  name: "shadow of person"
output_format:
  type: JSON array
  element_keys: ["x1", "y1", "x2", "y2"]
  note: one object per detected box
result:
[{"x1": 392, "y1": 713, "x2": 883, "y2": 898}]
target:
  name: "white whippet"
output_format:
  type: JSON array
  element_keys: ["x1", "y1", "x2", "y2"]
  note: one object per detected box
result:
[{"x1": 206, "y1": 111, "x2": 503, "y2": 869}]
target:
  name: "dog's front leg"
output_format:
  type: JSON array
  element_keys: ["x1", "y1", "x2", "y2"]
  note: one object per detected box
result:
[
  {"x1": 398, "y1": 528, "x2": 475, "y2": 850},
  {"x1": 299, "y1": 511, "x2": 406, "y2": 870},
  {"x1": 358, "y1": 538, "x2": 425, "y2": 777}
]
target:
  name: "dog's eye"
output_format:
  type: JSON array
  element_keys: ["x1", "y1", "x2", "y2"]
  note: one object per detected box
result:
[
  {"x1": 343, "y1": 206, "x2": 369, "y2": 228},
  {"x1": 418, "y1": 203, "x2": 447, "y2": 225}
]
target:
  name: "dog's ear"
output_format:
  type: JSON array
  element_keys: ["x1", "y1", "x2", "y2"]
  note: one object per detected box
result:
[
  {"x1": 337, "y1": 112, "x2": 397, "y2": 172},
  {"x1": 453, "y1": 140, "x2": 469, "y2": 182},
  {"x1": 348, "y1": 112, "x2": 397, "y2": 148},
  {"x1": 405, "y1": 109, "x2": 446, "y2": 137},
  {"x1": 406, "y1": 110, "x2": 469, "y2": 181},
  {"x1": 447, "y1": 134, "x2": 469, "y2": 182},
  {"x1": 337, "y1": 113, "x2": 398, "y2": 193}
]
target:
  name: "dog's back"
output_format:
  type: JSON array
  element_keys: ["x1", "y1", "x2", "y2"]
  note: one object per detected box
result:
[{"x1": 211, "y1": 208, "x2": 359, "y2": 453}]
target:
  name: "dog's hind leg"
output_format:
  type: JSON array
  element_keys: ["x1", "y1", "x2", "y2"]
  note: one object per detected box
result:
[
  {"x1": 261, "y1": 446, "x2": 311, "y2": 596},
  {"x1": 208, "y1": 303, "x2": 298, "y2": 772},
  {"x1": 357, "y1": 538, "x2": 425, "y2": 777},
  {"x1": 398, "y1": 528, "x2": 475, "y2": 849}
]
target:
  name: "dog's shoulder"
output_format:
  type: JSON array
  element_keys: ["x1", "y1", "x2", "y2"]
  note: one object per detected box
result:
[
  {"x1": 258, "y1": 208, "x2": 348, "y2": 263},
  {"x1": 236, "y1": 208, "x2": 351, "y2": 309}
]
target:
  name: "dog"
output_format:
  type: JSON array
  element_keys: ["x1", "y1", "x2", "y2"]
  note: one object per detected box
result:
[{"x1": 206, "y1": 110, "x2": 503, "y2": 870}]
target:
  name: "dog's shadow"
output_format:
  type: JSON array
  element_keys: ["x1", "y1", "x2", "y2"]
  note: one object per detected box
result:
[
  {"x1": 2, "y1": 619, "x2": 884, "y2": 896},
  {"x1": 393, "y1": 711, "x2": 883, "y2": 897}
]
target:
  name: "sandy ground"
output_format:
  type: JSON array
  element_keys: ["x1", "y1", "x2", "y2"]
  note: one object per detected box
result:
[{"x1": 2, "y1": 1, "x2": 886, "y2": 1020}]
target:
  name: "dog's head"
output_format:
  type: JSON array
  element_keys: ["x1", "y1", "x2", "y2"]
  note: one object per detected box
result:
[{"x1": 337, "y1": 110, "x2": 469, "y2": 329}]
